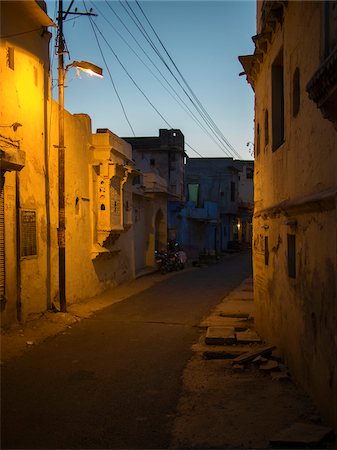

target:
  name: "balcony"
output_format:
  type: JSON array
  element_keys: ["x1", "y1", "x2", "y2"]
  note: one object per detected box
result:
[
  {"x1": 307, "y1": 46, "x2": 337, "y2": 129},
  {"x1": 187, "y1": 201, "x2": 218, "y2": 222},
  {"x1": 91, "y1": 129, "x2": 134, "y2": 254},
  {"x1": 0, "y1": 144, "x2": 25, "y2": 172},
  {"x1": 143, "y1": 172, "x2": 168, "y2": 195}
]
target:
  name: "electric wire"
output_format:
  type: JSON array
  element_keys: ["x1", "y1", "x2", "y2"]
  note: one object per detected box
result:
[
  {"x1": 83, "y1": 2, "x2": 135, "y2": 136},
  {"x1": 90, "y1": 1, "x2": 236, "y2": 158},
  {"x1": 135, "y1": 0, "x2": 241, "y2": 158},
  {"x1": 86, "y1": 9, "x2": 203, "y2": 157},
  {"x1": 133, "y1": 0, "x2": 241, "y2": 159},
  {"x1": 88, "y1": 16, "x2": 171, "y2": 127},
  {"x1": 117, "y1": 0, "x2": 234, "y2": 157},
  {"x1": 1, "y1": 27, "x2": 45, "y2": 39},
  {"x1": 122, "y1": 0, "x2": 236, "y2": 158}
]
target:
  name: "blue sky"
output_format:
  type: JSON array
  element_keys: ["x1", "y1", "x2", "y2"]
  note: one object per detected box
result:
[{"x1": 47, "y1": 1, "x2": 255, "y2": 159}]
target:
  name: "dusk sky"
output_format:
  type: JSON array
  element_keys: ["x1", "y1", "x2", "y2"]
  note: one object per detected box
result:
[{"x1": 47, "y1": 1, "x2": 256, "y2": 160}]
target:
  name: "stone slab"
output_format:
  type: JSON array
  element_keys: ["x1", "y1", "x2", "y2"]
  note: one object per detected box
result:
[
  {"x1": 203, "y1": 350, "x2": 243, "y2": 360},
  {"x1": 219, "y1": 312, "x2": 250, "y2": 318},
  {"x1": 270, "y1": 422, "x2": 334, "y2": 447},
  {"x1": 236, "y1": 330, "x2": 261, "y2": 344},
  {"x1": 232, "y1": 345, "x2": 275, "y2": 364},
  {"x1": 205, "y1": 327, "x2": 236, "y2": 345}
]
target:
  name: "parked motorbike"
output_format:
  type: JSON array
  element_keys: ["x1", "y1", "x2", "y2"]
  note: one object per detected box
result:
[
  {"x1": 155, "y1": 250, "x2": 170, "y2": 274},
  {"x1": 155, "y1": 250, "x2": 183, "y2": 274}
]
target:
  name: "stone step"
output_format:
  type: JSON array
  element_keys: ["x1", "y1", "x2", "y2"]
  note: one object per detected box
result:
[{"x1": 205, "y1": 327, "x2": 236, "y2": 345}]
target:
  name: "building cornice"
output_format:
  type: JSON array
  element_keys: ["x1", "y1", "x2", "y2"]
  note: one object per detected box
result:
[
  {"x1": 238, "y1": 1, "x2": 287, "y2": 89},
  {"x1": 254, "y1": 187, "x2": 337, "y2": 219}
]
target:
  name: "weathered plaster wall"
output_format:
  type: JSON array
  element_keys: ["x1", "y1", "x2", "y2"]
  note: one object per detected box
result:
[
  {"x1": 0, "y1": 1, "x2": 52, "y2": 323},
  {"x1": 253, "y1": 1, "x2": 337, "y2": 427},
  {"x1": 48, "y1": 104, "x2": 136, "y2": 305}
]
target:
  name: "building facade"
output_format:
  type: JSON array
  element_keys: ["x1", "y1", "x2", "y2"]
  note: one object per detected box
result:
[
  {"x1": 0, "y1": 0, "x2": 55, "y2": 324},
  {"x1": 124, "y1": 128, "x2": 186, "y2": 247},
  {"x1": 176, "y1": 157, "x2": 253, "y2": 259},
  {"x1": 0, "y1": 1, "x2": 163, "y2": 327},
  {"x1": 239, "y1": 0, "x2": 337, "y2": 428}
]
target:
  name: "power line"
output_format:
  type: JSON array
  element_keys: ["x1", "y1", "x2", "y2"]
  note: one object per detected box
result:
[
  {"x1": 123, "y1": 0, "x2": 236, "y2": 158},
  {"x1": 134, "y1": 0, "x2": 241, "y2": 159},
  {"x1": 83, "y1": 1, "x2": 135, "y2": 136},
  {"x1": 91, "y1": 1, "x2": 235, "y2": 157},
  {"x1": 1, "y1": 27, "x2": 45, "y2": 38}
]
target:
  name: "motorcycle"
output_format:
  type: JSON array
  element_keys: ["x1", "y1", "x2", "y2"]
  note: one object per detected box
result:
[
  {"x1": 155, "y1": 250, "x2": 182, "y2": 274},
  {"x1": 155, "y1": 250, "x2": 170, "y2": 274}
]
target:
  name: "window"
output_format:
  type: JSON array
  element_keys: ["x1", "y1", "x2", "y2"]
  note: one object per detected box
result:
[
  {"x1": 292, "y1": 68, "x2": 300, "y2": 117},
  {"x1": 264, "y1": 109, "x2": 269, "y2": 146},
  {"x1": 272, "y1": 49, "x2": 284, "y2": 151},
  {"x1": 323, "y1": 1, "x2": 337, "y2": 58},
  {"x1": 230, "y1": 182, "x2": 236, "y2": 202},
  {"x1": 287, "y1": 234, "x2": 296, "y2": 278},
  {"x1": 188, "y1": 183, "x2": 199, "y2": 203}
]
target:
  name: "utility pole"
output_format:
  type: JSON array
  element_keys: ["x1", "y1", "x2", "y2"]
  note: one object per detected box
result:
[
  {"x1": 56, "y1": 0, "x2": 99, "y2": 312},
  {"x1": 57, "y1": 0, "x2": 66, "y2": 312}
]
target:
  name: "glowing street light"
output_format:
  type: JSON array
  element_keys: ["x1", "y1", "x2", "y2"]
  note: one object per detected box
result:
[
  {"x1": 57, "y1": 1, "x2": 103, "y2": 312},
  {"x1": 69, "y1": 60, "x2": 104, "y2": 78}
]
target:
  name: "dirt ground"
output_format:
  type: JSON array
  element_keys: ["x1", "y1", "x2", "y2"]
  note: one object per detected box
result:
[
  {"x1": 1, "y1": 269, "x2": 335, "y2": 449},
  {"x1": 0, "y1": 268, "x2": 166, "y2": 362},
  {"x1": 170, "y1": 278, "x2": 336, "y2": 449}
]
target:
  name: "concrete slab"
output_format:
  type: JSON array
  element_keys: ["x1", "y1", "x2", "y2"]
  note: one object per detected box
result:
[
  {"x1": 203, "y1": 350, "x2": 243, "y2": 360},
  {"x1": 205, "y1": 327, "x2": 236, "y2": 345},
  {"x1": 231, "y1": 345, "x2": 275, "y2": 364},
  {"x1": 219, "y1": 312, "x2": 250, "y2": 318},
  {"x1": 236, "y1": 330, "x2": 262, "y2": 344},
  {"x1": 270, "y1": 422, "x2": 334, "y2": 447}
]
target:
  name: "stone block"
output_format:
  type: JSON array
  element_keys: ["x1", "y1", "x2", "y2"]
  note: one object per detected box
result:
[
  {"x1": 236, "y1": 330, "x2": 261, "y2": 344},
  {"x1": 205, "y1": 327, "x2": 236, "y2": 345}
]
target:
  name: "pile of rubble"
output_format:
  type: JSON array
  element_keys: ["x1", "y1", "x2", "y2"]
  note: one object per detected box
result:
[{"x1": 200, "y1": 306, "x2": 335, "y2": 447}]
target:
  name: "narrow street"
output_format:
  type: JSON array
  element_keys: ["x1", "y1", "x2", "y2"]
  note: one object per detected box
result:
[{"x1": 1, "y1": 253, "x2": 251, "y2": 449}]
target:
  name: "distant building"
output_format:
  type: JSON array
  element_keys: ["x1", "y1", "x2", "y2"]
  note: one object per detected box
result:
[
  {"x1": 176, "y1": 157, "x2": 253, "y2": 259},
  {"x1": 239, "y1": 0, "x2": 337, "y2": 428},
  {"x1": 123, "y1": 129, "x2": 186, "y2": 247}
]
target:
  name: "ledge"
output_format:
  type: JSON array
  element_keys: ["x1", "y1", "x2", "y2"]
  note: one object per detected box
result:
[{"x1": 254, "y1": 187, "x2": 337, "y2": 218}]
